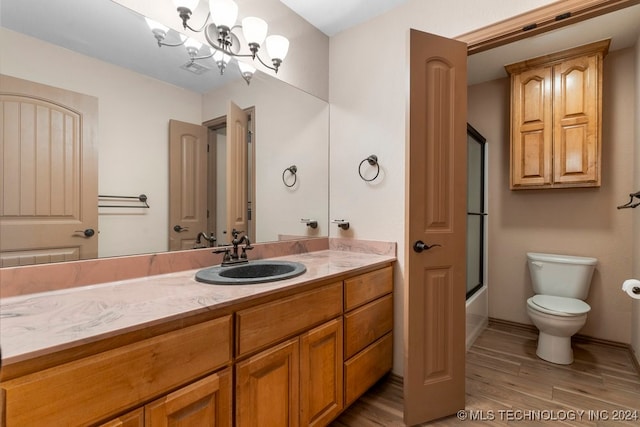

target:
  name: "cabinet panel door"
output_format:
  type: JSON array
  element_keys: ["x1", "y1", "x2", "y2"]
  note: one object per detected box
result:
[
  {"x1": 99, "y1": 408, "x2": 144, "y2": 427},
  {"x1": 236, "y1": 338, "x2": 300, "y2": 427},
  {"x1": 510, "y1": 67, "x2": 553, "y2": 188},
  {"x1": 344, "y1": 332, "x2": 393, "y2": 406},
  {"x1": 237, "y1": 282, "x2": 342, "y2": 357},
  {"x1": 344, "y1": 266, "x2": 393, "y2": 310},
  {"x1": 0, "y1": 316, "x2": 231, "y2": 427},
  {"x1": 553, "y1": 54, "x2": 600, "y2": 186},
  {"x1": 300, "y1": 318, "x2": 343, "y2": 427},
  {"x1": 145, "y1": 369, "x2": 232, "y2": 427},
  {"x1": 344, "y1": 294, "x2": 393, "y2": 359}
]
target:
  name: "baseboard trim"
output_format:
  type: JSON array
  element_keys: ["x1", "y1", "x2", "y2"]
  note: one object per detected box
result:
[{"x1": 488, "y1": 317, "x2": 640, "y2": 375}]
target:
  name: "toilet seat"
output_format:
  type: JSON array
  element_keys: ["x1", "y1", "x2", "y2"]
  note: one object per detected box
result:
[{"x1": 527, "y1": 295, "x2": 591, "y2": 316}]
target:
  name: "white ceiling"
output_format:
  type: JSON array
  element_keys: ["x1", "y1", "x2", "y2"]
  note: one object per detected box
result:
[
  {"x1": 1, "y1": 0, "x2": 639, "y2": 92},
  {"x1": 279, "y1": 0, "x2": 410, "y2": 36}
]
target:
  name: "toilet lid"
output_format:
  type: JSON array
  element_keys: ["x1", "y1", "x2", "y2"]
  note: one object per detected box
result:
[{"x1": 530, "y1": 295, "x2": 591, "y2": 315}]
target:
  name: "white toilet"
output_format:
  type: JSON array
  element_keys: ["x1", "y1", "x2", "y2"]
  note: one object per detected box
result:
[{"x1": 526, "y1": 252, "x2": 598, "y2": 365}]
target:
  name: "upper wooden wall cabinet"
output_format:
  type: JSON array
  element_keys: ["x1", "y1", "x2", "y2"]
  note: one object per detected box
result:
[{"x1": 505, "y1": 39, "x2": 610, "y2": 190}]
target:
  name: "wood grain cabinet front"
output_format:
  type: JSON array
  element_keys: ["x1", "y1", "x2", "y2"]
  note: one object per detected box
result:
[
  {"x1": 100, "y1": 369, "x2": 232, "y2": 427},
  {"x1": 506, "y1": 39, "x2": 609, "y2": 190},
  {"x1": 1, "y1": 316, "x2": 232, "y2": 427},
  {"x1": 236, "y1": 282, "x2": 343, "y2": 357},
  {"x1": 342, "y1": 267, "x2": 394, "y2": 406},
  {"x1": 145, "y1": 368, "x2": 232, "y2": 427},
  {"x1": 236, "y1": 288, "x2": 344, "y2": 427}
]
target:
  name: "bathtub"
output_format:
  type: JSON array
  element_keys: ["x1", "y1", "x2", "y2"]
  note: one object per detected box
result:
[{"x1": 466, "y1": 284, "x2": 488, "y2": 350}]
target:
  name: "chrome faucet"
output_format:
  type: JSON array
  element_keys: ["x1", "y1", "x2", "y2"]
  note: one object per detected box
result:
[{"x1": 213, "y1": 229, "x2": 253, "y2": 266}]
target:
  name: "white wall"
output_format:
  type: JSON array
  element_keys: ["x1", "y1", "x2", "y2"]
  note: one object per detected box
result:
[
  {"x1": 468, "y1": 47, "x2": 637, "y2": 345},
  {"x1": 329, "y1": 0, "x2": 558, "y2": 375},
  {"x1": 202, "y1": 74, "x2": 329, "y2": 243},
  {"x1": 0, "y1": 28, "x2": 202, "y2": 258}
]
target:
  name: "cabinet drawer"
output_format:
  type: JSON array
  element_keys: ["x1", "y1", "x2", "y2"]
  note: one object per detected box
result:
[
  {"x1": 236, "y1": 282, "x2": 343, "y2": 356},
  {"x1": 344, "y1": 332, "x2": 393, "y2": 406},
  {"x1": 344, "y1": 294, "x2": 393, "y2": 359},
  {"x1": 0, "y1": 316, "x2": 232, "y2": 427},
  {"x1": 344, "y1": 266, "x2": 393, "y2": 311}
]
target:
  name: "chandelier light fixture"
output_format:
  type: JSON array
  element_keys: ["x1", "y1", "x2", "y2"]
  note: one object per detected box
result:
[{"x1": 145, "y1": 0, "x2": 290, "y2": 85}]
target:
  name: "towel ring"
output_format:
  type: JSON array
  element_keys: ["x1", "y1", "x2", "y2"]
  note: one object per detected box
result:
[
  {"x1": 282, "y1": 165, "x2": 297, "y2": 188},
  {"x1": 358, "y1": 155, "x2": 380, "y2": 182}
]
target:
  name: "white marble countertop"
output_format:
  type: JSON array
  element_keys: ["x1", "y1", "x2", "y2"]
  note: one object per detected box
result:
[{"x1": 0, "y1": 250, "x2": 395, "y2": 367}]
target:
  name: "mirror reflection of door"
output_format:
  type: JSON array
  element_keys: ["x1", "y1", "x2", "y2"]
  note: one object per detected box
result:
[
  {"x1": 225, "y1": 101, "x2": 249, "y2": 244},
  {"x1": 0, "y1": 74, "x2": 98, "y2": 266},
  {"x1": 168, "y1": 119, "x2": 208, "y2": 251},
  {"x1": 169, "y1": 101, "x2": 254, "y2": 250}
]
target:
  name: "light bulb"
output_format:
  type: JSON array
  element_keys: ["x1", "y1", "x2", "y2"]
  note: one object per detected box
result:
[
  {"x1": 184, "y1": 37, "x2": 203, "y2": 50},
  {"x1": 266, "y1": 35, "x2": 289, "y2": 61},
  {"x1": 213, "y1": 50, "x2": 231, "y2": 64},
  {"x1": 242, "y1": 17, "x2": 268, "y2": 46},
  {"x1": 238, "y1": 61, "x2": 256, "y2": 74},
  {"x1": 238, "y1": 61, "x2": 256, "y2": 85},
  {"x1": 209, "y1": 0, "x2": 238, "y2": 29}
]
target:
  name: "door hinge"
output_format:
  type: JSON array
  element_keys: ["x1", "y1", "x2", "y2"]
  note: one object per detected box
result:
[{"x1": 247, "y1": 130, "x2": 252, "y2": 143}]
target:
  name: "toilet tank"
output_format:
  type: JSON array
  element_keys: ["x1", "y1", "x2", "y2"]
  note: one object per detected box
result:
[{"x1": 527, "y1": 252, "x2": 598, "y2": 300}]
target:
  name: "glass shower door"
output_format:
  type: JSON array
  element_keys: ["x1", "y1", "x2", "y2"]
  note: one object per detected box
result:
[{"x1": 466, "y1": 124, "x2": 486, "y2": 299}]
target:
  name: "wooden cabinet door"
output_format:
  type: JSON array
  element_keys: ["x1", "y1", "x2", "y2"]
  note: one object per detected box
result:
[
  {"x1": 552, "y1": 53, "x2": 601, "y2": 186},
  {"x1": 236, "y1": 338, "x2": 300, "y2": 427},
  {"x1": 510, "y1": 66, "x2": 553, "y2": 188},
  {"x1": 99, "y1": 408, "x2": 144, "y2": 427},
  {"x1": 300, "y1": 319, "x2": 343, "y2": 427},
  {"x1": 145, "y1": 369, "x2": 232, "y2": 427}
]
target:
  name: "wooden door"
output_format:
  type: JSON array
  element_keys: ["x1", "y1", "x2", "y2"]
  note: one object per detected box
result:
[
  {"x1": 553, "y1": 53, "x2": 600, "y2": 185},
  {"x1": 405, "y1": 29, "x2": 467, "y2": 425},
  {"x1": 0, "y1": 74, "x2": 98, "y2": 267},
  {"x1": 300, "y1": 318, "x2": 343, "y2": 427},
  {"x1": 145, "y1": 369, "x2": 232, "y2": 426},
  {"x1": 226, "y1": 101, "x2": 248, "y2": 238},
  {"x1": 509, "y1": 66, "x2": 553, "y2": 188},
  {"x1": 168, "y1": 119, "x2": 208, "y2": 251},
  {"x1": 236, "y1": 338, "x2": 300, "y2": 427}
]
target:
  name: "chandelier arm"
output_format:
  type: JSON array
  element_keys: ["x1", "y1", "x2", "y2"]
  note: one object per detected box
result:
[
  {"x1": 190, "y1": 52, "x2": 215, "y2": 61},
  {"x1": 159, "y1": 39, "x2": 188, "y2": 48},
  {"x1": 205, "y1": 42, "x2": 253, "y2": 59},
  {"x1": 255, "y1": 53, "x2": 278, "y2": 72},
  {"x1": 185, "y1": 12, "x2": 212, "y2": 33}
]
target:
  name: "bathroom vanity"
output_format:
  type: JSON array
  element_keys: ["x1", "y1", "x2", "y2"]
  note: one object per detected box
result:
[{"x1": 0, "y1": 250, "x2": 394, "y2": 426}]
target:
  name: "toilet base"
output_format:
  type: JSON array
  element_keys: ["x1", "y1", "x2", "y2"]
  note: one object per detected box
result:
[{"x1": 536, "y1": 331, "x2": 573, "y2": 365}]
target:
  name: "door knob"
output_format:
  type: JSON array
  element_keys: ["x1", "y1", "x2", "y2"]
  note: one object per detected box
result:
[
  {"x1": 173, "y1": 225, "x2": 189, "y2": 232},
  {"x1": 75, "y1": 228, "x2": 95, "y2": 237},
  {"x1": 413, "y1": 240, "x2": 441, "y2": 253}
]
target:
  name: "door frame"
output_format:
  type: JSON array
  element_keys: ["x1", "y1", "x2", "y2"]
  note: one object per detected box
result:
[{"x1": 457, "y1": 0, "x2": 636, "y2": 54}]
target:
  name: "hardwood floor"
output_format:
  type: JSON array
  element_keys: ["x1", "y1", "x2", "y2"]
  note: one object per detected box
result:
[{"x1": 331, "y1": 321, "x2": 640, "y2": 426}]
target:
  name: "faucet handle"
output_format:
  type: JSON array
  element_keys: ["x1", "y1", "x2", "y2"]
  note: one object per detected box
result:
[{"x1": 212, "y1": 247, "x2": 231, "y2": 262}]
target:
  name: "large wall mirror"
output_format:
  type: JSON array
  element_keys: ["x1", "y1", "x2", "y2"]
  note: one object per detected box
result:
[{"x1": 0, "y1": 0, "x2": 329, "y2": 266}]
